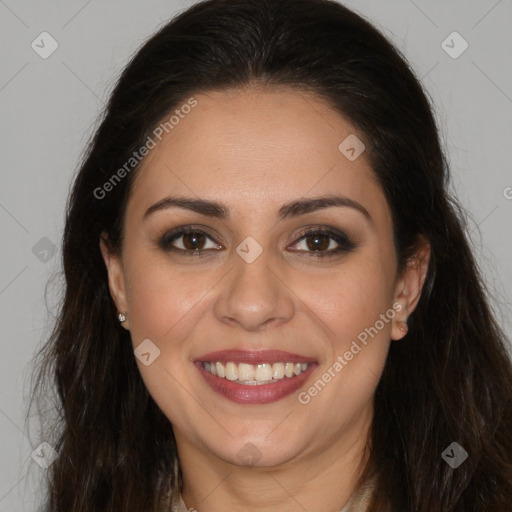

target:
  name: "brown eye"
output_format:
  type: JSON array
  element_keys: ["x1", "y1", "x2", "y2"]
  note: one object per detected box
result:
[
  {"x1": 159, "y1": 228, "x2": 222, "y2": 253},
  {"x1": 289, "y1": 228, "x2": 355, "y2": 257},
  {"x1": 181, "y1": 231, "x2": 207, "y2": 250},
  {"x1": 303, "y1": 233, "x2": 331, "y2": 252}
]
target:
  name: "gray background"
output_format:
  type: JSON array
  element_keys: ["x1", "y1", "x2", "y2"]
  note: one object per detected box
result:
[{"x1": 1, "y1": 0, "x2": 511, "y2": 510}]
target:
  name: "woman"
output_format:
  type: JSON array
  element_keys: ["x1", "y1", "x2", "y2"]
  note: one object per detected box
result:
[{"x1": 30, "y1": 0, "x2": 512, "y2": 510}]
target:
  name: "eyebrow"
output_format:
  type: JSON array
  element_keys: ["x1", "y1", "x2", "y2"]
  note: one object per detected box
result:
[{"x1": 143, "y1": 194, "x2": 372, "y2": 223}]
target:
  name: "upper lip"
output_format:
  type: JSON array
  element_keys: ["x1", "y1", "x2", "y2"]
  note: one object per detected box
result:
[{"x1": 194, "y1": 349, "x2": 317, "y2": 365}]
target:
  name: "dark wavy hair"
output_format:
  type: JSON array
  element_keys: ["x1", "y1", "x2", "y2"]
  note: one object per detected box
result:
[{"x1": 29, "y1": 0, "x2": 512, "y2": 510}]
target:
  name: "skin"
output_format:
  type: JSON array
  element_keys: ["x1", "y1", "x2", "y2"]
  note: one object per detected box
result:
[{"x1": 100, "y1": 86, "x2": 430, "y2": 511}]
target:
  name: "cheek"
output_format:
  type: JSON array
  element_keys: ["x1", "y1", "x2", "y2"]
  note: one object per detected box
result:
[
  {"x1": 123, "y1": 249, "x2": 209, "y2": 342},
  {"x1": 297, "y1": 258, "x2": 395, "y2": 344},
  {"x1": 122, "y1": 252, "x2": 210, "y2": 425},
  {"x1": 293, "y1": 257, "x2": 394, "y2": 411}
]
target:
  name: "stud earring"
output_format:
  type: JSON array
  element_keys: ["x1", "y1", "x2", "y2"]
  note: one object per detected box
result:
[
  {"x1": 398, "y1": 320, "x2": 408, "y2": 335},
  {"x1": 118, "y1": 312, "x2": 127, "y2": 323}
]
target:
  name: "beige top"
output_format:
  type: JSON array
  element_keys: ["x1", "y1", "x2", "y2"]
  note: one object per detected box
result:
[
  {"x1": 338, "y1": 474, "x2": 375, "y2": 511},
  {"x1": 176, "y1": 474, "x2": 376, "y2": 511}
]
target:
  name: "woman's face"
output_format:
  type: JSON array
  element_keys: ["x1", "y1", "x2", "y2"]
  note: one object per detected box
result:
[{"x1": 101, "y1": 87, "x2": 428, "y2": 470}]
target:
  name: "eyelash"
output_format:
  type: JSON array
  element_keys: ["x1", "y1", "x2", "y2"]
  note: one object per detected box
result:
[{"x1": 158, "y1": 225, "x2": 356, "y2": 258}]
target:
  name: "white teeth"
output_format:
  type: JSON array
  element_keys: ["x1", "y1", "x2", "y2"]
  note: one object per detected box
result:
[
  {"x1": 238, "y1": 363, "x2": 255, "y2": 381},
  {"x1": 285, "y1": 362, "x2": 295, "y2": 378},
  {"x1": 203, "y1": 361, "x2": 310, "y2": 384},
  {"x1": 215, "y1": 362, "x2": 225, "y2": 378},
  {"x1": 255, "y1": 363, "x2": 273, "y2": 382},
  {"x1": 225, "y1": 362, "x2": 238, "y2": 381},
  {"x1": 272, "y1": 362, "x2": 285, "y2": 379}
]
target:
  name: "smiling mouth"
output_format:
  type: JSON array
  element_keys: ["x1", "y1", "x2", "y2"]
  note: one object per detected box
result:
[
  {"x1": 201, "y1": 361, "x2": 310, "y2": 385},
  {"x1": 193, "y1": 349, "x2": 318, "y2": 403}
]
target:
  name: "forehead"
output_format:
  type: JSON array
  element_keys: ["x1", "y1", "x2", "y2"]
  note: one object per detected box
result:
[{"x1": 126, "y1": 87, "x2": 387, "y2": 223}]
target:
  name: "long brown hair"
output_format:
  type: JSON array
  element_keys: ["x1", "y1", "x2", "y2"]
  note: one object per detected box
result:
[{"x1": 29, "y1": 0, "x2": 512, "y2": 510}]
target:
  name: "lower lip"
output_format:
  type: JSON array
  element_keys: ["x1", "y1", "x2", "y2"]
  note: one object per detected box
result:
[{"x1": 195, "y1": 362, "x2": 317, "y2": 404}]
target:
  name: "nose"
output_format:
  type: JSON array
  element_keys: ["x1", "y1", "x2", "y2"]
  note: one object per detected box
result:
[{"x1": 213, "y1": 246, "x2": 295, "y2": 331}]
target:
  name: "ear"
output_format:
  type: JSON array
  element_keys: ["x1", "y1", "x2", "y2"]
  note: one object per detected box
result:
[
  {"x1": 99, "y1": 231, "x2": 130, "y2": 330},
  {"x1": 391, "y1": 236, "x2": 430, "y2": 340}
]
